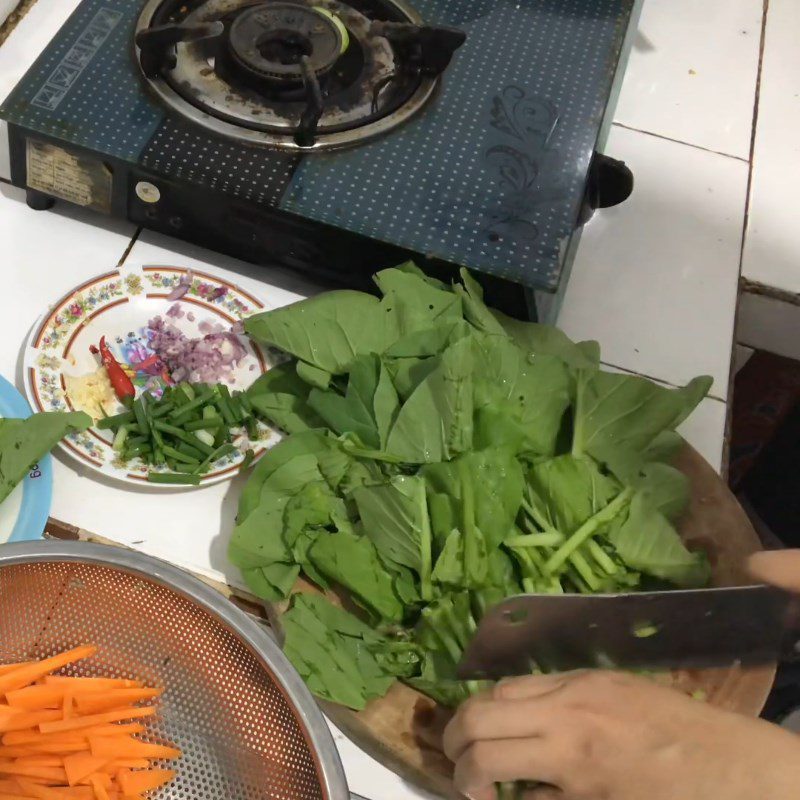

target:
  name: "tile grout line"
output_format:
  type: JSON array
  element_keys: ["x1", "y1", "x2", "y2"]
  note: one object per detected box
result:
[
  {"x1": 722, "y1": 0, "x2": 771, "y2": 475},
  {"x1": 611, "y1": 121, "x2": 749, "y2": 163},
  {"x1": 600, "y1": 360, "x2": 727, "y2": 404}
]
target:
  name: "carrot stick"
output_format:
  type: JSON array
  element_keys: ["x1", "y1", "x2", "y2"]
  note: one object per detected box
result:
[
  {"x1": 42, "y1": 679, "x2": 140, "y2": 691},
  {"x1": 0, "y1": 750, "x2": 38, "y2": 760},
  {"x1": 39, "y1": 708, "x2": 155, "y2": 736},
  {"x1": 0, "y1": 664, "x2": 32, "y2": 676},
  {"x1": 3, "y1": 725, "x2": 144, "y2": 747},
  {"x1": 116, "y1": 769, "x2": 175, "y2": 795},
  {"x1": 86, "y1": 775, "x2": 109, "y2": 800},
  {"x1": 11, "y1": 757, "x2": 62, "y2": 768},
  {"x1": 0, "y1": 712, "x2": 62, "y2": 735},
  {"x1": 89, "y1": 738, "x2": 180, "y2": 761},
  {"x1": 0, "y1": 764, "x2": 67, "y2": 782},
  {"x1": 62, "y1": 755, "x2": 108, "y2": 788},
  {"x1": 5, "y1": 688, "x2": 66, "y2": 711},
  {"x1": 0, "y1": 649, "x2": 97, "y2": 695},
  {"x1": 73, "y1": 690, "x2": 161, "y2": 717}
]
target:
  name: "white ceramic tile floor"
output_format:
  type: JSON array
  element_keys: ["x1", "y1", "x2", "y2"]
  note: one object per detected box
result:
[
  {"x1": 614, "y1": 0, "x2": 762, "y2": 160},
  {"x1": 559, "y1": 124, "x2": 748, "y2": 402},
  {"x1": 0, "y1": 0, "x2": 82, "y2": 180},
  {"x1": 741, "y1": 0, "x2": 800, "y2": 295}
]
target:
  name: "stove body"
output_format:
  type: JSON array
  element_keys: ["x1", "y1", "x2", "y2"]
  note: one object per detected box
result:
[{"x1": 1, "y1": 0, "x2": 637, "y2": 312}]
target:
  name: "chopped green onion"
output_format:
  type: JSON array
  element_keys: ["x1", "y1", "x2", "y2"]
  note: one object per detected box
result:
[
  {"x1": 96, "y1": 411, "x2": 135, "y2": 430},
  {"x1": 147, "y1": 471, "x2": 201, "y2": 486}
]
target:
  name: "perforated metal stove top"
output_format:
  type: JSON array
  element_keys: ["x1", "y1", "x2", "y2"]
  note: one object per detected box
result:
[{"x1": 0, "y1": 0, "x2": 637, "y2": 296}]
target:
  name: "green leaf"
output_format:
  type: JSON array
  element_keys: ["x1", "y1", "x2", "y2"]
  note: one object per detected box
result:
[
  {"x1": 241, "y1": 563, "x2": 300, "y2": 601},
  {"x1": 373, "y1": 362, "x2": 400, "y2": 448},
  {"x1": 283, "y1": 594, "x2": 396, "y2": 710},
  {"x1": 236, "y1": 432, "x2": 337, "y2": 522},
  {"x1": 572, "y1": 370, "x2": 712, "y2": 482},
  {"x1": 244, "y1": 290, "x2": 397, "y2": 374},
  {"x1": 309, "y1": 529, "x2": 405, "y2": 621},
  {"x1": 526, "y1": 455, "x2": 620, "y2": 534},
  {"x1": 296, "y1": 360, "x2": 332, "y2": 390},
  {"x1": 309, "y1": 355, "x2": 381, "y2": 448},
  {"x1": 608, "y1": 493, "x2": 710, "y2": 588},
  {"x1": 422, "y1": 448, "x2": 524, "y2": 550},
  {"x1": 454, "y1": 269, "x2": 507, "y2": 336},
  {"x1": 352, "y1": 475, "x2": 433, "y2": 599},
  {"x1": 0, "y1": 411, "x2": 91, "y2": 504},
  {"x1": 384, "y1": 356, "x2": 438, "y2": 400},
  {"x1": 632, "y1": 462, "x2": 690, "y2": 521},
  {"x1": 471, "y1": 332, "x2": 571, "y2": 456},
  {"x1": 374, "y1": 266, "x2": 463, "y2": 336},
  {"x1": 385, "y1": 335, "x2": 473, "y2": 463},
  {"x1": 490, "y1": 309, "x2": 600, "y2": 369}
]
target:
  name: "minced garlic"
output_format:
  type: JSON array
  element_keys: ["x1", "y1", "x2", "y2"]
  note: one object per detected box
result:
[{"x1": 65, "y1": 366, "x2": 119, "y2": 420}]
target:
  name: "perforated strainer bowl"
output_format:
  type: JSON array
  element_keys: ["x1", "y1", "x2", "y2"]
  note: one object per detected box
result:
[{"x1": 0, "y1": 541, "x2": 350, "y2": 800}]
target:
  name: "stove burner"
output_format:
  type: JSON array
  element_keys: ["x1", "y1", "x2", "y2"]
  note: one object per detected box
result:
[
  {"x1": 228, "y1": 4, "x2": 342, "y2": 85},
  {"x1": 135, "y1": 0, "x2": 466, "y2": 151}
]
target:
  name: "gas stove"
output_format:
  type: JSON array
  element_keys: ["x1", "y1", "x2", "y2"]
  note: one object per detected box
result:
[{"x1": 0, "y1": 0, "x2": 637, "y2": 314}]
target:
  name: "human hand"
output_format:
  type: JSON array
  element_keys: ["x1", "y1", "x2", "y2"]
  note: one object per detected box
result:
[
  {"x1": 444, "y1": 670, "x2": 800, "y2": 800},
  {"x1": 748, "y1": 549, "x2": 800, "y2": 593}
]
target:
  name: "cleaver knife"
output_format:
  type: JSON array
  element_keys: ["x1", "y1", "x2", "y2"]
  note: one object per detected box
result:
[{"x1": 458, "y1": 585, "x2": 800, "y2": 680}]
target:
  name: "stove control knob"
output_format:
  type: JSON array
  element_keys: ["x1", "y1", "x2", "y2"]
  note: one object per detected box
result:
[{"x1": 135, "y1": 181, "x2": 161, "y2": 204}]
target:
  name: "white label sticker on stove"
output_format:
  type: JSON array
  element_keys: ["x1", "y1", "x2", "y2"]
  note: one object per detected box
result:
[
  {"x1": 31, "y1": 8, "x2": 122, "y2": 111},
  {"x1": 26, "y1": 140, "x2": 113, "y2": 213}
]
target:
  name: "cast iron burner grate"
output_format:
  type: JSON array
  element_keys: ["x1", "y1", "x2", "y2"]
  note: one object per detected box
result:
[{"x1": 135, "y1": 0, "x2": 465, "y2": 149}]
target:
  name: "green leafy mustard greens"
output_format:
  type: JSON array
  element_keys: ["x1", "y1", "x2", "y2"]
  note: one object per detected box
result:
[
  {"x1": 230, "y1": 263, "x2": 712, "y2": 711},
  {"x1": 0, "y1": 411, "x2": 91, "y2": 505}
]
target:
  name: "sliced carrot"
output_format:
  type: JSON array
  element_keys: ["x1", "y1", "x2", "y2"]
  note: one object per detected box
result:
[
  {"x1": 2, "y1": 732, "x2": 86, "y2": 747},
  {"x1": 88, "y1": 738, "x2": 179, "y2": 762},
  {"x1": 0, "y1": 764, "x2": 67, "y2": 782},
  {"x1": 0, "y1": 712, "x2": 62, "y2": 735},
  {"x1": 16, "y1": 778, "x2": 81, "y2": 800},
  {"x1": 0, "y1": 793, "x2": 32, "y2": 800},
  {"x1": 73, "y1": 690, "x2": 161, "y2": 717},
  {"x1": 0, "y1": 664, "x2": 32, "y2": 677},
  {"x1": 25, "y1": 744, "x2": 88, "y2": 756},
  {"x1": 0, "y1": 750, "x2": 38, "y2": 760},
  {"x1": 87, "y1": 775, "x2": 109, "y2": 800},
  {"x1": 0, "y1": 649, "x2": 97, "y2": 695},
  {"x1": 42, "y1": 679, "x2": 140, "y2": 691},
  {"x1": 0, "y1": 780, "x2": 23, "y2": 792},
  {"x1": 39, "y1": 708, "x2": 155, "y2": 736},
  {"x1": 63, "y1": 755, "x2": 108, "y2": 788},
  {"x1": 76, "y1": 773, "x2": 109, "y2": 789},
  {"x1": 0, "y1": 710, "x2": 18, "y2": 723},
  {"x1": 99, "y1": 759, "x2": 148, "y2": 771},
  {"x1": 116, "y1": 769, "x2": 175, "y2": 796},
  {"x1": 11, "y1": 757, "x2": 62, "y2": 768},
  {"x1": 5, "y1": 688, "x2": 66, "y2": 712}
]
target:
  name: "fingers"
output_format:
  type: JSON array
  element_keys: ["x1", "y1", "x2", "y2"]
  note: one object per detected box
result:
[
  {"x1": 444, "y1": 697, "x2": 548, "y2": 761},
  {"x1": 747, "y1": 550, "x2": 800, "y2": 593},
  {"x1": 454, "y1": 738, "x2": 561, "y2": 795},
  {"x1": 493, "y1": 673, "x2": 570, "y2": 701}
]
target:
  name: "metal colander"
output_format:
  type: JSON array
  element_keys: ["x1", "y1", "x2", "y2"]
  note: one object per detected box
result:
[{"x1": 0, "y1": 541, "x2": 350, "y2": 800}]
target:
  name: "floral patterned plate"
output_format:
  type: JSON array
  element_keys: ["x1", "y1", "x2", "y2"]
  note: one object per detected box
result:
[{"x1": 23, "y1": 264, "x2": 282, "y2": 489}]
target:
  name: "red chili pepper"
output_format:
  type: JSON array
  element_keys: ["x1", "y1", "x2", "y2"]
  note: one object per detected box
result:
[{"x1": 92, "y1": 336, "x2": 135, "y2": 404}]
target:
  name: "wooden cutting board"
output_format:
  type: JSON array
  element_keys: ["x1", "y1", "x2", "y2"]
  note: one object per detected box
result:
[{"x1": 268, "y1": 445, "x2": 776, "y2": 799}]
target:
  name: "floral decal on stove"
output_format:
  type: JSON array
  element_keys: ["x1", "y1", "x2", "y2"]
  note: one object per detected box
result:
[
  {"x1": 143, "y1": 270, "x2": 257, "y2": 319},
  {"x1": 480, "y1": 88, "x2": 567, "y2": 248},
  {"x1": 40, "y1": 277, "x2": 126, "y2": 351}
]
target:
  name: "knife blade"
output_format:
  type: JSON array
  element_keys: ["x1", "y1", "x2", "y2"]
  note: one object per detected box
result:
[{"x1": 458, "y1": 585, "x2": 799, "y2": 680}]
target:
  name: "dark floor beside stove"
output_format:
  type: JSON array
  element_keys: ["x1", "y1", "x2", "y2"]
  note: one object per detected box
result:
[{"x1": 729, "y1": 350, "x2": 800, "y2": 726}]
